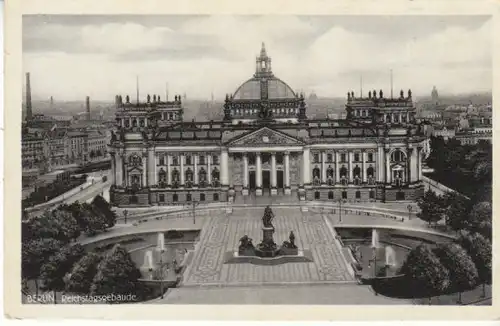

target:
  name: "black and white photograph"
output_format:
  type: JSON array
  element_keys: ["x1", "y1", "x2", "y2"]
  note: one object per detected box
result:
[{"x1": 12, "y1": 8, "x2": 494, "y2": 313}]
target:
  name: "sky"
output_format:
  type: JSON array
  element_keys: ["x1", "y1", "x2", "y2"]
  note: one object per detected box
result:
[{"x1": 23, "y1": 15, "x2": 492, "y2": 101}]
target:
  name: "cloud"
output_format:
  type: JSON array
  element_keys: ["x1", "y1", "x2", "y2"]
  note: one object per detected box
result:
[{"x1": 23, "y1": 15, "x2": 492, "y2": 101}]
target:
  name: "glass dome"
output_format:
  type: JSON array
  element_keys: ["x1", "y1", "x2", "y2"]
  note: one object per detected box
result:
[{"x1": 233, "y1": 77, "x2": 296, "y2": 100}]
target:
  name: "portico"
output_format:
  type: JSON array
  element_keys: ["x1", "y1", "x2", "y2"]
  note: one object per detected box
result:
[{"x1": 229, "y1": 147, "x2": 300, "y2": 196}]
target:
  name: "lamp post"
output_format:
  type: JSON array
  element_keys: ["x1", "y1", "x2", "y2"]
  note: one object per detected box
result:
[
  {"x1": 338, "y1": 198, "x2": 342, "y2": 223},
  {"x1": 407, "y1": 204, "x2": 413, "y2": 221},
  {"x1": 123, "y1": 209, "x2": 128, "y2": 224},
  {"x1": 191, "y1": 200, "x2": 200, "y2": 225}
]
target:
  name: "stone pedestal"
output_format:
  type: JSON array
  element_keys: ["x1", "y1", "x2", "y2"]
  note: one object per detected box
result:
[
  {"x1": 262, "y1": 226, "x2": 275, "y2": 243},
  {"x1": 284, "y1": 187, "x2": 291, "y2": 195},
  {"x1": 242, "y1": 188, "x2": 249, "y2": 196},
  {"x1": 301, "y1": 206, "x2": 309, "y2": 212},
  {"x1": 256, "y1": 188, "x2": 263, "y2": 196},
  {"x1": 271, "y1": 187, "x2": 278, "y2": 196}
]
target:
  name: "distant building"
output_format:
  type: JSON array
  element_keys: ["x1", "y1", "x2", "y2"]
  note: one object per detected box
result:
[
  {"x1": 87, "y1": 130, "x2": 108, "y2": 161},
  {"x1": 22, "y1": 131, "x2": 47, "y2": 171},
  {"x1": 431, "y1": 86, "x2": 439, "y2": 104}
]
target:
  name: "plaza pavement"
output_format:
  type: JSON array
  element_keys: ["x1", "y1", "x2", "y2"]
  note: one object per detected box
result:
[
  {"x1": 158, "y1": 283, "x2": 412, "y2": 304},
  {"x1": 182, "y1": 207, "x2": 355, "y2": 286}
]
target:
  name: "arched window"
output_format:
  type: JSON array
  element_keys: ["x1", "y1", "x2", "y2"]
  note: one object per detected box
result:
[
  {"x1": 328, "y1": 191, "x2": 334, "y2": 200},
  {"x1": 185, "y1": 168, "x2": 193, "y2": 182},
  {"x1": 199, "y1": 168, "x2": 207, "y2": 187},
  {"x1": 186, "y1": 193, "x2": 192, "y2": 202},
  {"x1": 213, "y1": 193, "x2": 219, "y2": 201},
  {"x1": 340, "y1": 166, "x2": 347, "y2": 178},
  {"x1": 367, "y1": 166, "x2": 375, "y2": 178},
  {"x1": 314, "y1": 191, "x2": 320, "y2": 200},
  {"x1": 172, "y1": 193, "x2": 178, "y2": 202},
  {"x1": 200, "y1": 193, "x2": 206, "y2": 201},
  {"x1": 353, "y1": 166, "x2": 361, "y2": 178},
  {"x1": 327, "y1": 166, "x2": 334, "y2": 178},
  {"x1": 139, "y1": 119, "x2": 145, "y2": 127},
  {"x1": 369, "y1": 190, "x2": 375, "y2": 199},
  {"x1": 313, "y1": 167, "x2": 321, "y2": 185},
  {"x1": 132, "y1": 119, "x2": 138, "y2": 127},
  {"x1": 212, "y1": 167, "x2": 220, "y2": 181},
  {"x1": 172, "y1": 156, "x2": 179, "y2": 166},
  {"x1": 391, "y1": 150, "x2": 406, "y2": 162},
  {"x1": 355, "y1": 191, "x2": 361, "y2": 199},
  {"x1": 342, "y1": 191, "x2": 348, "y2": 199},
  {"x1": 158, "y1": 169, "x2": 167, "y2": 187},
  {"x1": 125, "y1": 119, "x2": 130, "y2": 127},
  {"x1": 171, "y1": 168, "x2": 179, "y2": 188}
]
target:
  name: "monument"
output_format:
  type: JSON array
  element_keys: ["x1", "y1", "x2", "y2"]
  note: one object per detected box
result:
[{"x1": 238, "y1": 206, "x2": 299, "y2": 258}]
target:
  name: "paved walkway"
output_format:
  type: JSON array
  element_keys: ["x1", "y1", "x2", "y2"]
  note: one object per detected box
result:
[
  {"x1": 159, "y1": 283, "x2": 411, "y2": 305},
  {"x1": 183, "y1": 207, "x2": 354, "y2": 286}
]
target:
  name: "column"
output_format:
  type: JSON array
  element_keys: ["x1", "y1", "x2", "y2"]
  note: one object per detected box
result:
[
  {"x1": 242, "y1": 153, "x2": 249, "y2": 195},
  {"x1": 147, "y1": 148, "x2": 155, "y2": 186},
  {"x1": 142, "y1": 153, "x2": 147, "y2": 187},
  {"x1": 417, "y1": 147, "x2": 422, "y2": 180},
  {"x1": 116, "y1": 153, "x2": 123, "y2": 186},
  {"x1": 129, "y1": 118, "x2": 132, "y2": 127},
  {"x1": 302, "y1": 147, "x2": 311, "y2": 186},
  {"x1": 207, "y1": 154, "x2": 212, "y2": 184},
  {"x1": 220, "y1": 148, "x2": 229, "y2": 187},
  {"x1": 180, "y1": 154, "x2": 185, "y2": 186},
  {"x1": 377, "y1": 146, "x2": 384, "y2": 182},
  {"x1": 256, "y1": 152, "x2": 262, "y2": 196},
  {"x1": 271, "y1": 152, "x2": 277, "y2": 195},
  {"x1": 144, "y1": 118, "x2": 148, "y2": 127},
  {"x1": 194, "y1": 154, "x2": 199, "y2": 186},
  {"x1": 167, "y1": 155, "x2": 172, "y2": 185},
  {"x1": 335, "y1": 151, "x2": 340, "y2": 182},
  {"x1": 362, "y1": 151, "x2": 367, "y2": 183},
  {"x1": 110, "y1": 153, "x2": 116, "y2": 185},
  {"x1": 407, "y1": 112, "x2": 410, "y2": 123},
  {"x1": 284, "y1": 151, "x2": 291, "y2": 194},
  {"x1": 406, "y1": 148, "x2": 412, "y2": 184},
  {"x1": 385, "y1": 149, "x2": 391, "y2": 184},
  {"x1": 348, "y1": 152, "x2": 353, "y2": 183},
  {"x1": 321, "y1": 152, "x2": 327, "y2": 184}
]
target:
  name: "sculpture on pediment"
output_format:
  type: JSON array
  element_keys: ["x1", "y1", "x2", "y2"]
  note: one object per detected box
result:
[{"x1": 258, "y1": 102, "x2": 273, "y2": 120}]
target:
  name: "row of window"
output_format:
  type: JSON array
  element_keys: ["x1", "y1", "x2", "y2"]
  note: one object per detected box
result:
[
  {"x1": 314, "y1": 190, "x2": 376, "y2": 200},
  {"x1": 158, "y1": 155, "x2": 219, "y2": 166},
  {"x1": 313, "y1": 166, "x2": 375, "y2": 179},
  {"x1": 312, "y1": 152, "x2": 375, "y2": 164},
  {"x1": 157, "y1": 192, "x2": 220, "y2": 203},
  {"x1": 232, "y1": 108, "x2": 299, "y2": 116}
]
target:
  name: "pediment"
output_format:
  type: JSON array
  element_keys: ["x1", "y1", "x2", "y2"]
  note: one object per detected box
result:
[
  {"x1": 127, "y1": 166, "x2": 143, "y2": 173},
  {"x1": 226, "y1": 127, "x2": 304, "y2": 147}
]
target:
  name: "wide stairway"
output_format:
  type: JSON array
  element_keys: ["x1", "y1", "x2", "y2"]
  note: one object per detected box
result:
[{"x1": 232, "y1": 189, "x2": 299, "y2": 206}]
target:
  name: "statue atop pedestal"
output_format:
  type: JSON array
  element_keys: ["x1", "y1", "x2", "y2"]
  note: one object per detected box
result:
[{"x1": 262, "y1": 205, "x2": 275, "y2": 229}]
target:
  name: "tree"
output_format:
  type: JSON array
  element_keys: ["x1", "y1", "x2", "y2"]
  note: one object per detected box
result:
[
  {"x1": 442, "y1": 192, "x2": 472, "y2": 232},
  {"x1": 457, "y1": 231, "x2": 492, "y2": 297},
  {"x1": 39, "y1": 244, "x2": 85, "y2": 303},
  {"x1": 399, "y1": 244, "x2": 449, "y2": 303},
  {"x1": 417, "y1": 189, "x2": 445, "y2": 226},
  {"x1": 22, "y1": 238, "x2": 63, "y2": 296},
  {"x1": 65, "y1": 252, "x2": 103, "y2": 294},
  {"x1": 91, "y1": 195, "x2": 117, "y2": 228},
  {"x1": 433, "y1": 243, "x2": 479, "y2": 303},
  {"x1": 469, "y1": 202, "x2": 492, "y2": 232},
  {"x1": 30, "y1": 209, "x2": 81, "y2": 243},
  {"x1": 90, "y1": 244, "x2": 141, "y2": 302}
]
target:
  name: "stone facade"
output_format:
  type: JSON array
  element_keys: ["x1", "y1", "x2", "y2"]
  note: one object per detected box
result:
[{"x1": 108, "y1": 44, "x2": 429, "y2": 207}]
